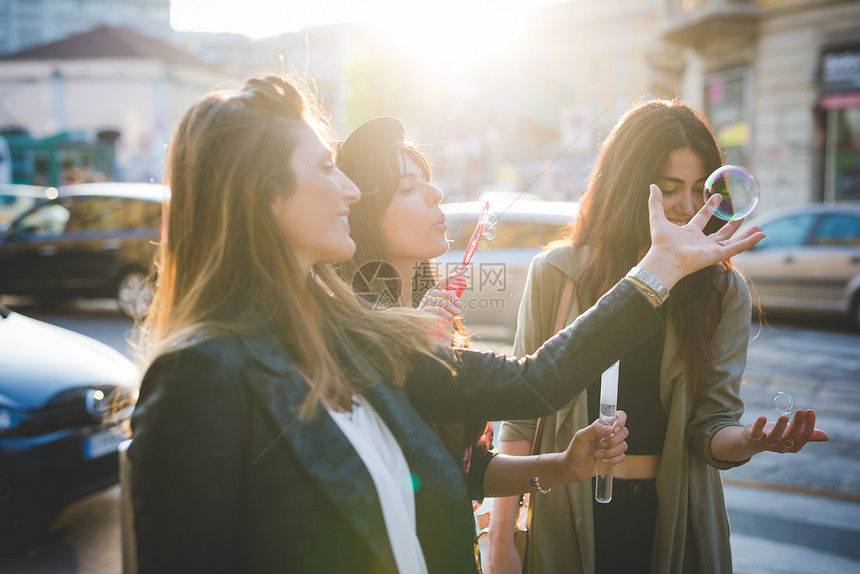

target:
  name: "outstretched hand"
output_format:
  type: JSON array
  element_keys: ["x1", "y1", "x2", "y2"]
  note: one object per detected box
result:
[
  {"x1": 638, "y1": 184, "x2": 766, "y2": 290},
  {"x1": 743, "y1": 409, "x2": 829, "y2": 454}
]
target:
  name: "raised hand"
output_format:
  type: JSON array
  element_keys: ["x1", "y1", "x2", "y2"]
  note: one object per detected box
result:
[{"x1": 639, "y1": 184, "x2": 766, "y2": 290}]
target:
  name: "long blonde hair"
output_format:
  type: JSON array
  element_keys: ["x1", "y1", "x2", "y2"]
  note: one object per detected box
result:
[{"x1": 143, "y1": 76, "x2": 443, "y2": 419}]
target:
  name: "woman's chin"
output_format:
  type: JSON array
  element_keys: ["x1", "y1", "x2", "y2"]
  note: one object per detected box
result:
[
  {"x1": 432, "y1": 238, "x2": 450, "y2": 257},
  {"x1": 329, "y1": 240, "x2": 357, "y2": 264}
]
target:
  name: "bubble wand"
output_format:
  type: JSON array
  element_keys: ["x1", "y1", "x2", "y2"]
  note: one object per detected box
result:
[
  {"x1": 446, "y1": 201, "x2": 492, "y2": 297},
  {"x1": 595, "y1": 361, "x2": 619, "y2": 503}
]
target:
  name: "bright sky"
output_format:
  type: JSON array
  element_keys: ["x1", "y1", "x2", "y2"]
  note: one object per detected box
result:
[{"x1": 171, "y1": 0, "x2": 560, "y2": 39}]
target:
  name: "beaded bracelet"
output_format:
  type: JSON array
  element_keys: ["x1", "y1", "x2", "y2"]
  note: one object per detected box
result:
[{"x1": 530, "y1": 453, "x2": 551, "y2": 494}]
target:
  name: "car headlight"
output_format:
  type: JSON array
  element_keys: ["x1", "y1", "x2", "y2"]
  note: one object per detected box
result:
[{"x1": 0, "y1": 407, "x2": 23, "y2": 434}]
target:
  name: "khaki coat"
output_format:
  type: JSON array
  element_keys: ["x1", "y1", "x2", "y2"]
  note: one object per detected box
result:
[{"x1": 500, "y1": 245, "x2": 751, "y2": 574}]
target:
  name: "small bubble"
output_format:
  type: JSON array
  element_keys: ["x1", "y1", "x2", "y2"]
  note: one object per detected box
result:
[
  {"x1": 481, "y1": 212, "x2": 498, "y2": 240},
  {"x1": 772, "y1": 392, "x2": 796, "y2": 416},
  {"x1": 704, "y1": 165, "x2": 760, "y2": 221}
]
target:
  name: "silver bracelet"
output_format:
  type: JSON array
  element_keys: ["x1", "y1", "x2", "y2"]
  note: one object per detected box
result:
[
  {"x1": 530, "y1": 453, "x2": 551, "y2": 494},
  {"x1": 626, "y1": 266, "x2": 670, "y2": 306}
]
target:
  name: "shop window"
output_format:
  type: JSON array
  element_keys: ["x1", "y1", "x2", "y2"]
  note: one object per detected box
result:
[
  {"x1": 705, "y1": 68, "x2": 749, "y2": 166},
  {"x1": 824, "y1": 108, "x2": 860, "y2": 202}
]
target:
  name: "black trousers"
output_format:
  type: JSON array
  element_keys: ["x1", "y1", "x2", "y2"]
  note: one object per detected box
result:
[{"x1": 592, "y1": 477, "x2": 658, "y2": 574}]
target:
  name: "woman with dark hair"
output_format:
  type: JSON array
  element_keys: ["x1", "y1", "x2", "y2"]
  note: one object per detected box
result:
[
  {"x1": 486, "y1": 99, "x2": 828, "y2": 574},
  {"x1": 129, "y1": 79, "x2": 764, "y2": 574},
  {"x1": 336, "y1": 117, "x2": 631, "y2": 536}
]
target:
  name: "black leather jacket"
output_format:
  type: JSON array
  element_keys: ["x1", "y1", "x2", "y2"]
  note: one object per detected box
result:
[{"x1": 129, "y1": 280, "x2": 662, "y2": 574}]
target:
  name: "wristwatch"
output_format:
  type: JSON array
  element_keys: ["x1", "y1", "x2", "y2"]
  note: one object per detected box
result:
[{"x1": 625, "y1": 266, "x2": 670, "y2": 306}]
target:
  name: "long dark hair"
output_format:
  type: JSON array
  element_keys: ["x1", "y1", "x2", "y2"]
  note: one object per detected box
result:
[
  {"x1": 336, "y1": 118, "x2": 481, "y2": 461},
  {"x1": 563, "y1": 99, "x2": 732, "y2": 396}
]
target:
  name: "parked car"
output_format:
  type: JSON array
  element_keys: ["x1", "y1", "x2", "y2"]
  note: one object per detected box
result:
[
  {"x1": 0, "y1": 305, "x2": 137, "y2": 552},
  {"x1": 731, "y1": 202, "x2": 860, "y2": 327},
  {"x1": 0, "y1": 184, "x2": 53, "y2": 230},
  {"x1": 0, "y1": 182, "x2": 166, "y2": 317},
  {"x1": 437, "y1": 200, "x2": 579, "y2": 338}
]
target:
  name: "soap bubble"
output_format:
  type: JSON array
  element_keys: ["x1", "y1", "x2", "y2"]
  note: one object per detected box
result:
[
  {"x1": 481, "y1": 212, "x2": 498, "y2": 240},
  {"x1": 703, "y1": 165, "x2": 760, "y2": 221},
  {"x1": 772, "y1": 392, "x2": 796, "y2": 416}
]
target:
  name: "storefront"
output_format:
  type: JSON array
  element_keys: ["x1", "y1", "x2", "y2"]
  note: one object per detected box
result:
[{"x1": 818, "y1": 43, "x2": 860, "y2": 202}]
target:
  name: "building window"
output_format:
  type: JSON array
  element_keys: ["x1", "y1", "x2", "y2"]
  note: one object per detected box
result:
[
  {"x1": 823, "y1": 107, "x2": 860, "y2": 202},
  {"x1": 704, "y1": 67, "x2": 749, "y2": 165},
  {"x1": 819, "y1": 45, "x2": 860, "y2": 202}
]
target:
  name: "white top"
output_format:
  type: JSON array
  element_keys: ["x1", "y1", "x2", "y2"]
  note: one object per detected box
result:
[{"x1": 328, "y1": 396, "x2": 429, "y2": 574}]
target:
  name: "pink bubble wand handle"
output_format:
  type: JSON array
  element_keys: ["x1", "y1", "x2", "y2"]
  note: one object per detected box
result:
[{"x1": 446, "y1": 202, "x2": 490, "y2": 297}]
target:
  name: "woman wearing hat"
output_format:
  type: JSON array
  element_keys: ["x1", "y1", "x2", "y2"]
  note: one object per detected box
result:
[{"x1": 336, "y1": 117, "x2": 632, "y2": 513}]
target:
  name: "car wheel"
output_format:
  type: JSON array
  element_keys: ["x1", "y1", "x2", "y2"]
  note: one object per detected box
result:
[{"x1": 116, "y1": 269, "x2": 152, "y2": 319}]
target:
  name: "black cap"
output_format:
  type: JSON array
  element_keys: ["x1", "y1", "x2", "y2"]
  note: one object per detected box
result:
[{"x1": 338, "y1": 116, "x2": 406, "y2": 193}]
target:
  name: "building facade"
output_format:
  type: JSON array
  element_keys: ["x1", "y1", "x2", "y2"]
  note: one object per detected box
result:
[
  {"x1": 0, "y1": 26, "x2": 231, "y2": 183},
  {"x1": 662, "y1": 0, "x2": 860, "y2": 211},
  {"x1": 0, "y1": 0, "x2": 172, "y2": 55}
]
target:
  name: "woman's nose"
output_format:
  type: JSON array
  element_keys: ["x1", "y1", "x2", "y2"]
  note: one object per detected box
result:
[
  {"x1": 339, "y1": 172, "x2": 361, "y2": 204},
  {"x1": 425, "y1": 182, "x2": 443, "y2": 206},
  {"x1": 679, "y1": 191, "x2": 696, "y2": 215}
]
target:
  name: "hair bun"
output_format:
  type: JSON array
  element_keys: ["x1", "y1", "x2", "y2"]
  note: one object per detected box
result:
[{"x1": 239, "y1": 75, "x2": 305, "y2": 118}]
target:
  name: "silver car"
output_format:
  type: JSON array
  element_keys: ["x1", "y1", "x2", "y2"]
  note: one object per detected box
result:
[
  {"x1": 731, "y1": 203, "x2": 860, "y2": 327},
  {"x1": 437, "y1": 200, "x2": 579, "y2": 340}
]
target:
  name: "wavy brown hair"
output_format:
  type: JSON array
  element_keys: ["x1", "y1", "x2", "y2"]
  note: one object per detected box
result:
[
  {"x1": 561, "y1": 99, "x2": 733, "y2": 396},
  {"x1": 142, "y1": 76, "x2": 443, "y2": 420},
  {"x1": 336, "y1": 126, "x2": 480, "y2": 460}
]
